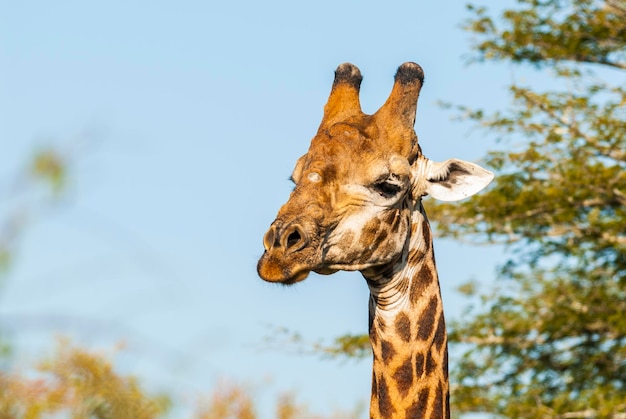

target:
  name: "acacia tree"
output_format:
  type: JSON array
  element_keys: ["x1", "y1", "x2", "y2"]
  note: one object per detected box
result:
[{"x1": 427, "y1": 0, "x2": 626, "y2": 416}]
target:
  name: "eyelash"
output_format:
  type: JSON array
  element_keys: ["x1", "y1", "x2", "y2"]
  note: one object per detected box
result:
[{"x1": 372, "y1": 180, "x2": 402, "y2": 198}]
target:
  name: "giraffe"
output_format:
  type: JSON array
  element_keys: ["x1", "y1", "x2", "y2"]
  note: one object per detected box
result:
[{"x1": 257, "y1": 62, "x2": 493, "y2": 418}]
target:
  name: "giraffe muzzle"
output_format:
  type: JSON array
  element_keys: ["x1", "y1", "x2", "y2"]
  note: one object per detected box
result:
[{"x1": 258, "y1": 219, "x2": 320, "y2": 284}]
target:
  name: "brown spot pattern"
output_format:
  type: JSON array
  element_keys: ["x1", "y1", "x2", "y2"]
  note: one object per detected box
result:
[
  {"x1": 395, "y1": 312, "x2": 412, "y2": 343},
  {"x1": 410, "y1": 267, "x2": 434, "y2": 305},
  {"x1": 415, "y1": 353, "x2": 425, "y2": 377},
  {"x1": 358, "y1": 243, "x2": 377, "y2": 263},
  {"x1": 361, "y1": 217, "x2": 381, "y2": 247},
  {"x1": 371, "y1": 372, "x2": 378, "y2": 397},
  {"x1": 430, "y1": 383, "x2": 445, "y2": 419},
  {"x1": 381, "y1": 340, "x2": 396, "y2": 364},
  {"x1": 377, "y1": 229, "x2": 389, "y2": 245},
  {"x1": 416, "y1": 296, "x2": 438, "y2": 340},
  {"x1": 433, "y1": 313, "x2": 446, "y2": 351},
  {"x1": 421, "y1": 219, "x2": 431, "y2": 250},
  {"x1": 405, "y1": 387, "x2": 430, "y2": 418},
  {"x1": 377, "y1": 376, "x2": 395, "y2": 417},
  {"x1": 392, "y1": 357, "x2": 414, "y2": 398},
  {"x1": 370, "y1": 330, "x2": 378, "y2": 346},
  {"x1": 405, "y1": 402, "x2": 426, "y2": 419},
  {"x1": 385, "y1": 210, "x2": 403, "y2": 235},
  {"x1": 425, "y1": 351, "x2": 437, "y2": 376},
  {"x1": 342, "y1": 231, "x2": 355, "y2": 245}
]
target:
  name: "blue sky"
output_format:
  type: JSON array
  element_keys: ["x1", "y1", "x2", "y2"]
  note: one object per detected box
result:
[{"x1": 1, "y1": 1, "x2": 515, "y2": 417}]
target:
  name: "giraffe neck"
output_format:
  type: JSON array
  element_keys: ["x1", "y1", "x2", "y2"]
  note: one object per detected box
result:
[{"x1": 363, "y1": 204, "x2": 449, "y2": 419}]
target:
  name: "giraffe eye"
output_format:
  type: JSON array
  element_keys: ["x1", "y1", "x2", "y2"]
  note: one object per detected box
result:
[{"x1": 372, "y1": 180, "x2": 402, "y2": 198}]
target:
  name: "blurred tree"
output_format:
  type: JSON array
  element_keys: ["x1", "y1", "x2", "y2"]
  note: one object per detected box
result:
[
  {"x1": 0, "y1": 344, "x2": 361, "y2": 419},
  {"x1": 30, "y1": 149, "x2": 67, "y2": 195},
  {"x1": 430, "y1": 0, "x2": 626, "y2": 417},
  {"x1": 195, "y1": 380, "x2": 256, "y2": 419},
  {"x1": 194, "y1": 379, "x2": 363, "y2": 419},
  {"x1": 0, "y1": 148, "x2": 67, "y2": 277},
  {"x1": 0, "y1": 148, "x2": 70, "y2": 362},
  {"x1": 0, "y1": 340, "x2": 170, "y2": 418},
  {"x1": 306, "y1": 0, "x2": 626, "y2": 417}
]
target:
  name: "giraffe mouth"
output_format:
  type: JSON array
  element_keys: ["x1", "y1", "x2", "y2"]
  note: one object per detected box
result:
[
  {"x1": 276, "y1": 268, "x2": 311, "y2": 285},
  {"x1": 257, "y1": 254, "x2": 313, "y2": 285}
]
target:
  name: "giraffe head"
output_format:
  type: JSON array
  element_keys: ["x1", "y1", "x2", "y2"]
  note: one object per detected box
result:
[{"x1": 258, "y1": 62, "x2": 493, "y2": 284}]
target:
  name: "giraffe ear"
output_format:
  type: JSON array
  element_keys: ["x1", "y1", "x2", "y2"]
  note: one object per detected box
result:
[{"x1": 425, "y1": 159, "x2": 494, "y2": 202}]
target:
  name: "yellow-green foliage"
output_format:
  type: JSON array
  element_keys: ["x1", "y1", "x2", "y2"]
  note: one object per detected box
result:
[
  {"x1": 196, "y1": 380, "x2": 256, "y2": 419},
  {"x1": 0, "y1": 342, "x2": 170, "y2": 419},
  {"x1": 194, "y1": 379, "x2": 363, "y2": 419},
  {"x1": 30, "y1": 149, "x2": 66, "y2": 194}
]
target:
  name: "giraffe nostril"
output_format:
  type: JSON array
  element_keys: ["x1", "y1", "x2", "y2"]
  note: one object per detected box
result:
[
  {"x1": 286, "y1": 230, "x2": 302, "y2": 248},
  {"x1": 282, "y1": 225, "x2": 308, "y2": 253}
]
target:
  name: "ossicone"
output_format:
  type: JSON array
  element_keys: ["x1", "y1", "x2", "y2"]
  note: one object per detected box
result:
[
  {"x1": 374, "y1": 62, "x2": 425, "y2": 137},
  {"x1": 333, "y1": 63, "x2": 363, "y2": 89},
  {"x1": 394, "y1": 62, "x2": 424, "y2": 85},
  {"x1": 319, "y1": 63, "x2": 363, "y2": 130}
]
